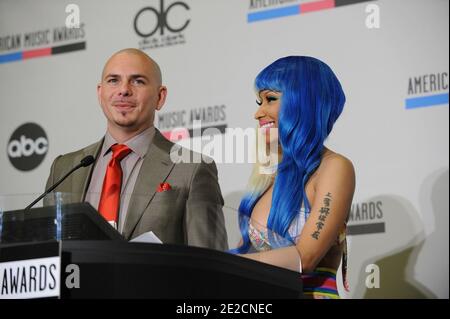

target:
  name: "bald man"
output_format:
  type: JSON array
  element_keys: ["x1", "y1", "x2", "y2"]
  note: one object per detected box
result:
[{"x1": 45, "y1": 49, "x2": 228, "y2": 251}]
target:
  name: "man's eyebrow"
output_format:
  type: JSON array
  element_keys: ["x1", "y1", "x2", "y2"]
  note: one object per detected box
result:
[
  {"x1": 104, "y1": 73, "x2": 150, "y2": 80},
  {"x1": 129, "y1": 74, "x2": 150, "y2": 80},
  {"x1": 104, "y1": 73, "x2": 119, "y2": 79}
]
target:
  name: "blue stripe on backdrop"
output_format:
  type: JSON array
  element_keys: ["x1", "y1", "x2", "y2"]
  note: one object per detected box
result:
[
  {"x1": 405, "y1": 93, "x2": 449, "y2": 109},
  {"x1": 0, "y1": 52, "x2": 22, "y2": 64},
  {"x1": 247, "y1": 5, "x2": 300, "y2": 23}
]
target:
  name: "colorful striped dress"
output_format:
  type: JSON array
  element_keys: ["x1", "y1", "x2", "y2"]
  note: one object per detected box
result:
[{"x1": 247, "y1": 208, "x2": 348, "y2": 299}]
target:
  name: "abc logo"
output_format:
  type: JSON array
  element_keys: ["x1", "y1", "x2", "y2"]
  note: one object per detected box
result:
[{"x1": 7, "y1": 123, "x2": 49, "y2": 171}]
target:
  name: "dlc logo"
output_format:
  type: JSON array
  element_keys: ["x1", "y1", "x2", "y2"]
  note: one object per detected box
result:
[
  {"x1": 134, "y1": 0, "x2": 190, "y2": 50},
  {"x1": 7, "y1": 123, "x2": 49, "y2": 171}
]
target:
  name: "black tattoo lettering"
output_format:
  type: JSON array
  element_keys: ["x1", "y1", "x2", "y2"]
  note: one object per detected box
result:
[{"x1": 311, "y1": 192, "x2": 332, "y2": 240}]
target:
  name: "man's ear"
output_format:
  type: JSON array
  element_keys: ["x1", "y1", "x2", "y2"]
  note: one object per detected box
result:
[
  {"x1": 156, "y1": 86, "x2": 168, "y2": 111},
  {"x1": 97, "y1": 83, "x2": 101, "y2": 100}
]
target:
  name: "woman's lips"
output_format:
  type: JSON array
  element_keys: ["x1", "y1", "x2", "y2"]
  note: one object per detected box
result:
[
  {"x1": 259, "y1": 121, "x2": 275, "y2": 128},
  {"x1": 259, "y1": 121, "x2": 276, "y2": 131}
]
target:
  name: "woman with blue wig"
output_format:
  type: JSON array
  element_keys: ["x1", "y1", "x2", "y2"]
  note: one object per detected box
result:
[{"x1": 234, "y1": 56, "x2": 355, "y2": 299}]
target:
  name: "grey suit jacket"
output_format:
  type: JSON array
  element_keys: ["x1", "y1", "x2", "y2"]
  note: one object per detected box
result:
[{"x1": 45, "y1": 129, "x2": 228, "y2": 251}]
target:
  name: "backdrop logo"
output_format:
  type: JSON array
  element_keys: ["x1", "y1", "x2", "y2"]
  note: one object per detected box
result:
[
  {"x1": 0, "y1": 24, "x2": 86, "y2": 64},
  {"x1": 157, "y1": 105, "x2": 227, "y2": 140},
  {"x1": 7, "y1": 123, "x2": 48, "y2": 172},
  {"x1": 405, "y1": 72, "x2": 449, "y2": 110},
  {"x1": 247, "y1": 0, "x2": 376, "y2": 23},
  {"x1": 134, "y1": 0, "x2": 190, "y2": 50},
  {"x1": 347, "y1": 201, "x2": 385, "y2": 235}
]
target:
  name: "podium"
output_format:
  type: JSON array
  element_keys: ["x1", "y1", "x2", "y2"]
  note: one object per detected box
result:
[
  {"x1": 0, "y1": 202, "x2": 124, "y2": 243},
  {"x1": 0, "y1": 203, "x2": 303, "y2": 299}
]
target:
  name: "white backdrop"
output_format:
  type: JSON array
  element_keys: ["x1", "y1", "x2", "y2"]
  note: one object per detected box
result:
[{"x1": 0, "y1": 0, "x2": 448, "y2": 298}]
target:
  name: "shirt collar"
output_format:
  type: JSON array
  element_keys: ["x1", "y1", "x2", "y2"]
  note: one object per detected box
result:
[{"x1": 102, "y1": 126, "x2": 155, "y2": 159}]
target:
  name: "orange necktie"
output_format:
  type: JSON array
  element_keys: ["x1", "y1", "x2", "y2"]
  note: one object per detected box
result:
[{"x1": 98, "y1": 144, "x2": 132, "y2": 223}]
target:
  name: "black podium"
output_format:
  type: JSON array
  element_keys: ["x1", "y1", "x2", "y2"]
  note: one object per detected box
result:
[{"x1": 0, "y1": 204, "x2": 303, "y2": 299}]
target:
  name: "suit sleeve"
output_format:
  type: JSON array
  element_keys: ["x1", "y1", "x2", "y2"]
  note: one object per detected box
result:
[
  {"x1": 185, "y1": 160, "x2": 229, "y2": 251},
  {"x1": 43, "y1": 155, "x2": 62, "y2": 206}
]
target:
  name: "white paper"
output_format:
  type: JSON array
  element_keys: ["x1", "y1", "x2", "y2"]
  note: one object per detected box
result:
[{"x1": 130, "y1": 231, "x2": 163, "y2": 244}]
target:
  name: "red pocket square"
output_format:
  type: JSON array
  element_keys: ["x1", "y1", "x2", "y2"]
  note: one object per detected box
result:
[{"x1": 157, "y1": 182, "x2": 172, "y2": 193}]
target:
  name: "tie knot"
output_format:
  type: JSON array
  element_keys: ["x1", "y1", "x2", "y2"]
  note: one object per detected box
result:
[{"x1": 111, "y1": 144, "x2": 132, "y2": 161}]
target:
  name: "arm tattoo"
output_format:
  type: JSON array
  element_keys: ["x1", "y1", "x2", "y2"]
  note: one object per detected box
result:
[{"x1": 311, "y1": 192, "x2": 332, "y2": 240}]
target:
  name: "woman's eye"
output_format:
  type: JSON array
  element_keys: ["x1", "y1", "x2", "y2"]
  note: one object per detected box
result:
[
  {"x1": 256, "y1": 100, "x2": 262, "y2": 106},
  {"x1": 267, "y1": 96, "x2": 278, "y2": 102}
]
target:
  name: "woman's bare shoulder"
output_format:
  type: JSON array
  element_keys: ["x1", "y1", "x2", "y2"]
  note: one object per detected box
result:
[{"x1": 316, "y1": 149, "x2": 355, "y2": 182}]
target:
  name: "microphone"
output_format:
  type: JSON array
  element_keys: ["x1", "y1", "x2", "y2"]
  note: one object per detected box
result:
[{"x1": 24, "y1": 155, "x2": 95, "y2": 211}]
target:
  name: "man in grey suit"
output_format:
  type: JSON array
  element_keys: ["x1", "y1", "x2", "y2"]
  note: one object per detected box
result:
[{"x1": 45, "y1": 48, "x2": 228, "y2": 251}]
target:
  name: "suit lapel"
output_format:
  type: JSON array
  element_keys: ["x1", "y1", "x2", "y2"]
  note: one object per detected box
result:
[
  {"x1": 123, "y1": 130, "x2": 175, "y2": 240},
  {"x1": 71, "y1": 139, "x2": 104, "y2": 202}
]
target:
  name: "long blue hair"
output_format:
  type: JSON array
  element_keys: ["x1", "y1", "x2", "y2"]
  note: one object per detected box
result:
[{"x1": 233, "y1": 56, "x2": 346, "y2": 253}]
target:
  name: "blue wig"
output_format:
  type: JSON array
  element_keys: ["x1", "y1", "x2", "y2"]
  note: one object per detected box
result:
[{"x1": 233, "y1": 56, "x2": 346, "y2": 253}]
